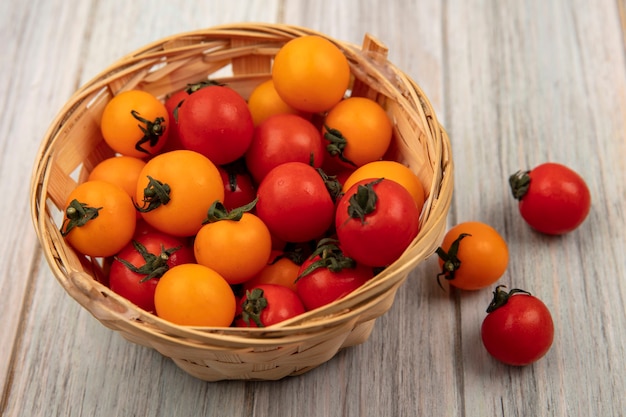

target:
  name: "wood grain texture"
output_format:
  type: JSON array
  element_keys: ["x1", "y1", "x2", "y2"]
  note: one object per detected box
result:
[{"x1": 2, "y1": 0, "x2": 625, "y2": 416}]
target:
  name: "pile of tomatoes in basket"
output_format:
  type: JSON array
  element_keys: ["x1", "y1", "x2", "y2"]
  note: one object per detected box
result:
[{"x1": 60, "y1": 35, "x2": 427, "y2": 329}]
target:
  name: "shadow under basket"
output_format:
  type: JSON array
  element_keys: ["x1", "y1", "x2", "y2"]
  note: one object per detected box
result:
[{"x1": 30, "y1": 23, "x2": 453, "y2": 381}]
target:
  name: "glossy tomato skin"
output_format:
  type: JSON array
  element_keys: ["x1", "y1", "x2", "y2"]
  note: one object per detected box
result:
[
  {"x1": 160, "y1": 89, "x2": 189, "y2": 153},
  {"x1": 510, "y1": 162, "x2": 591, "y2": 235},
  {"x1": 295, "y1": 256, "x2": 373, "y2": 311},
  {"x1": 234, "y1": 284, "x2": 305, "y2": 327},
  {"x1": 272, "y1": 35, "x2": 351, "y2": 113},
  {"x1": 335, "y1": 178, "x2": 420, "y2": 267},
  {"x1": 88, "y1": 156, "x2": 147, "y2": 200},
  {"x1": 247, "y1": 79, "x2": 308, "y2": 126},
  {"x1": 342, "y1": 160, "x2": 425, "y2": 212},
  {"x1": 322, "y1": 97, "x2": 393, "y2": 169},
  {"x1": 108, "y1": 232, "x2": 195, "y2": 313},
  {"x1": 194, "y1": 212, "x2": 273, "y2": 285},
  {"x1": 218, "y1": 164, "x2": 256, "y2": 211},
  {"x1": 256, "y1": 162, "x2": 335, "y2": 243},
  {"x1": 177, "y1": 85, "x2": 254, "y2": 165},
  {"x1": 243, "y1": 250, "x2": 302, "y2": 293},
  {"x1": 481, "y1": 287, "x2": 555, "y2": 366},
  {"x1": 154, "y1": 263, "x2": 236, "y2": 326},
  {"x1": 245, "y1": 113, "x2": 325, "y2": 184}
]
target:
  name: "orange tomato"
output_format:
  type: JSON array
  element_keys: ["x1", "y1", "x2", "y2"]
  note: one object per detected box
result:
[
  {"x1": 101, "y1": 90, "x2": 169, "y2": 158},
  {"x1": 272, "y1": 35, "x2": 351, "y2": 113},
  {"x1": 154, "y1": 263, "x2": 236, "y2": 326},
  {"x1": 436, "y1": 222, "x2": 509, "y2": 290},
  {"x1": 243, "y1": 250, "x2": 301, "y2": 292},
  {"x1": 322, "y1": 97, "x2": 393, "y2": 169},
  {"x1": 342, "y1": 160, "x2": 425, "y2": 211},
  {"x1": 194, "y1": 212, "x2": 272, "y2": 284},
  {"x1": 247, "y1": 79, "x2": 307, "y2": 126},
  {"x1": 135, "y1": 150, "x2": 224, "y2": 237},
  {"x1": 60, "y1": 180, "x2": 136, "y2": 257},
  {"x1": 88, "y1": 155, "x2": 146, "y2": 198}
]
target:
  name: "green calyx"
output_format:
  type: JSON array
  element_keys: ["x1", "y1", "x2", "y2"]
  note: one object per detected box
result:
[
  {"x1": 346, "y1": 178, "x2": 383, "y2": 224},
  {"x1": 435, "y1": 233, "x2": 471, "y2": 289},
  {"x1": 130, "y1": 110, "x2": 166, "y2": 156},
  {"x1": 202, "y1": 197, "x2": 258, "y2": 224},
  {"x1": 316, "y1": 167, "x2": 343, "y2": 203},
  {"x1": 115, "y1": 240, "x2": 181, "y2": 282},
  {"x1": 486, "y1": 285, "x2": 531, "y2": 313},
  {"x1": 323, "y1": 125, "x2": 357, "y2": 167},
  {"x1": 296, "y1": 238, "x2": 356, "y2": 282},
  {"x1": 185, "y1": 79, "x2": 224, "y2": 94},
  {"x1": 60, "y1": 199, "x2": 102, "y2": 236},
  {"x1": 508, "y1": 170, "x2": 531, "y2": 200},
  {"x1": 239, "y1": 288, "x2": 268, "y2": 327},
  {"x1": 135, "y1": 176, "x2": 171, "y2": 213}
]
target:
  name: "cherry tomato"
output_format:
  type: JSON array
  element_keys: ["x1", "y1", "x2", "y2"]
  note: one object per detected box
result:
[
  {"x1": 436, "y1": 221, "x2": 509, "y2": 290},
  {"x1": 109, "y1": 232, "x2": 195, "y2": 313},
  {"x1": 161, "y1": 88, "x2": 189, "y2": 153},
  {"x1": 256, "y1": 162, "x2": 335, "y2": 243},
  {"x1": 322, "y1": 97, "x2": 393, "y2": 169},
  {"x1": 135, "y1": 150, "x2": 224, "y2": 237},
  {"x1": 295, "y1": 239, "x2": 373, "y2": 311},
  {"x1": 245, "y1": 113, "x2": 325, "y2": 184},
  {"x1": 194, "y1": 203, "x2": 272, "y2": 285},
  {"x1": 247, "y1": 79, "x2": 308, "y2": 126},
  {"x1": 243, "y1": 250, "x2": 303, "y2": 293},
  {"x1": 60, "y1": 180, "x2": 136, "y2": 257},
  {"x1": 154, "y1": 263, "x2": 236, "y2": 326},
  {"x1": 272, "y1": 35, "x2": 351, "y2": 113},
  {"x1": 335, "y1": 178, "x2": 420, "y2": 267},
  {"x1": 100, "y1": 90, "x2": 169, "y2": 158},
  {"x1": 481, "y1": 285, "x2": 555, "y2": 366},
  {"x1": 218, "y1": 162, "x2": 256, "y2": 211},
  {"x1": 88, "y1": 155, "x2": 146, "y2": 199},
  {"x1": 177, "y1": 85, "x2": 254, "y2": 165},
  {"x1": 342, "y1": 160, "x2": 425, "y2": 211},
  {"x1": 234, "y1": 284, "x2": 306, "y2": 327},
  {"x1": 509, "y1": 162, "x2": 591, "y2": 235}
]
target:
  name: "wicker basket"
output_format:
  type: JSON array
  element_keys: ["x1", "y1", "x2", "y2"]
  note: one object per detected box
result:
[{"x1": 30, "y1": 23, "x2": 453, "y2": 381}]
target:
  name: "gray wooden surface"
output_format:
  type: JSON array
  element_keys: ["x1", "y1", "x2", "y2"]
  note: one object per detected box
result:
[{"x1": 2, "y1": 1, "x2": 625, "y2": 416}]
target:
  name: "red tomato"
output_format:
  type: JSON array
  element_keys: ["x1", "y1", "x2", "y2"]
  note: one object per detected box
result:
[
  {"x1": 256, "y1": 162, "x2": 335, "y2": 243},
  {"x1": 295, "y1": 239, "x2": 373, "y2": 311},
  {"x1": 245, "y1": 113, "x2": 325, "y2": 184},
  {"x1": 335, "y1": 178, "x2": 420, "y2": 267},
  {"x1": 509, "y1": 162, "x2": 591, "y2": 235},
  {"x1": 481, "y1": 286, "x2": 555, "y2": 366},
  {"x1": 234, "y1": 284, "x2": 306, "y2": 327},
  {"x1": 161, "y1": 89, "x2": 189, "y2": 153},
  {"x1": 108, "y1": 232, "x2": 195, "y2": 313},
  {"x1": 177, "y1": 85, "x2": 254, "y2": 165},
  {"x1": 218, "y1": 162, "x2": 256, "y2": 211}
]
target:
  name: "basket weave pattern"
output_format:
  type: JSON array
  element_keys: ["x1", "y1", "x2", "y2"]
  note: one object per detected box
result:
[{"x1": 30, "y1": 23, "x2": 453, "y2": 381}]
